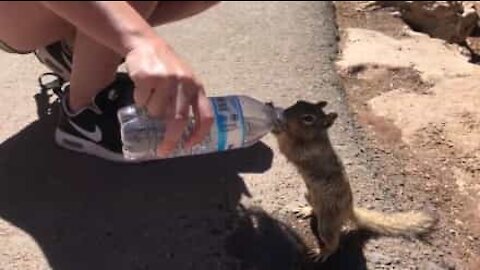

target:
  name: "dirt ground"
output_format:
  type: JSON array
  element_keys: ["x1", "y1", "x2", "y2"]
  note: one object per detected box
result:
[{"x1": 335, "y1": 2, "x2": 480, "y2": 269}]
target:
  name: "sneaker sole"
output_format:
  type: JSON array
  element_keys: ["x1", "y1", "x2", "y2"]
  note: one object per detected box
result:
[{"x1": 55, "y1": 129, "x2": 140, "y2": 163}]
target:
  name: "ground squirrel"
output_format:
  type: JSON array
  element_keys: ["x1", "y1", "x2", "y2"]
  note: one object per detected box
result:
[{"x1": 271, "y1": 100, "x2": 437, "y2": 261}]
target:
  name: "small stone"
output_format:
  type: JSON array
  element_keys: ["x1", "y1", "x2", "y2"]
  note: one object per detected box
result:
[
  {"x1": 368, "y1": 251, "x2": 388, "y2": 264},
  {"x1": 442, "y1": 260, "x2": 456, "y2": 270},
  {"x1": 420, "y1": 261, "x2": 447, "y2": 270},
  {"x1": 391, "y1": 11, "x2": 402, "y2": 17}
]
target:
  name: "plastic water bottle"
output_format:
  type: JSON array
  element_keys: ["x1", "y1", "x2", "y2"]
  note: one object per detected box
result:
[{"x1": 117, "y1": 95, "x2": 284, "y2": 161}]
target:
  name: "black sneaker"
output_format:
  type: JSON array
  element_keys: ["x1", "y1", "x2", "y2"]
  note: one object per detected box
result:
[
  {"x1": 34, "y1": 40, "x2": 125, "y2": 81},
  {"x1": 54, "y1": 73, "x2": 135, "y2": 162},
  {"x1": 34, "y1": 40, "x2": 73, "y2": 81}
]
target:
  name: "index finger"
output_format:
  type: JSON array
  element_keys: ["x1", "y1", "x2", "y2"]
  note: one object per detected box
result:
[
  {"x1": 156, "y1": 82, "x2": 191, "y2": 157},
  {"x1": 184, "y1": 90, "x2": 213, "y2": 148},
  {"x1": 156, "y1": 116, "x2": 189, "y2": 158}
]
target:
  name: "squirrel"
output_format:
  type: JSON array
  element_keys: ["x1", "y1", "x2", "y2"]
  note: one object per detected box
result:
[{"x1": 270, "y1": 100, "x2": 437, "y2": 262}]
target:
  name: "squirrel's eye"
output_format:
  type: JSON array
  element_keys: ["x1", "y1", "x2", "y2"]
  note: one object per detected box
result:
[{"x1": 301, "y1": 114, "x2": 317, "y2": 126}]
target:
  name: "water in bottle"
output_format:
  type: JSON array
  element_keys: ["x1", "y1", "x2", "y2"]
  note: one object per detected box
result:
[{"x1": 117, "y1": 95, "x2": 284, "y2": 161}]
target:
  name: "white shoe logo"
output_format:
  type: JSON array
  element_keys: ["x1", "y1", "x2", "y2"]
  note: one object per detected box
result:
[{"x1": 69, "y1": 120, "x2": 102, "y2": 143}]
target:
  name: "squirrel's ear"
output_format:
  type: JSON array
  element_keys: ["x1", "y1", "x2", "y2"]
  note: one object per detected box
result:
[
  {"x1": 317, "y1": 101, "x2": 327, "y2": 108},
  {"x1": 324, "y1": 112, "x2": 338, "y2": 128}
]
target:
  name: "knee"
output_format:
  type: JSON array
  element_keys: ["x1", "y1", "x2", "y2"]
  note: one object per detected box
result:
[{"x1": 0, "y1": 2, "x2": 74, "y2": 52}]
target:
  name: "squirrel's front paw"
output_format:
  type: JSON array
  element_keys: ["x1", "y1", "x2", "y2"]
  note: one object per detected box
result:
[{"x1": 292, "y1": 205, "x2": 314, "y2": 219}]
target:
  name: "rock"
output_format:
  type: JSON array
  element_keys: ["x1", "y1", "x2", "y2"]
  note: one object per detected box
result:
[
  {"x1": 368, "y1": 252, "x2": 384, "y2": 264},
  {"x1": 368, "y1": 1, "x2": 479, "y2": 44},
  {"x1": 420, "y1": 261, "x2": 448, "y2": 270}
]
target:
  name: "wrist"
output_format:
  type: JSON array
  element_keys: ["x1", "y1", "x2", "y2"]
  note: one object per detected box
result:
[{"x1": 122, "y1": 31, "x2": 167, "y2": 56}]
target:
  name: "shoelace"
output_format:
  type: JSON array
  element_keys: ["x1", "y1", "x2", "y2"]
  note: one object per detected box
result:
[
  {"x1": 38, "y1": 72, "x2": 134, "y2": 114},
  {"x1": 38, "y1": 72, "x2": 65, "y2": 100}
]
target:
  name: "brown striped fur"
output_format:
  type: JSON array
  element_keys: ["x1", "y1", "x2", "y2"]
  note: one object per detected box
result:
[{"x1": 272, "y1": 100, "x2": 436, "y2": 261}]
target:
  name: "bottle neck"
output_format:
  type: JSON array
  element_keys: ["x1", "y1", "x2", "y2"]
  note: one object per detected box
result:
[
  {"x1": 273, "y1": 107, "x2": 285, "y2": 126},
  {"x1": 265, "y1": 102, "x2": 285, "y2": 129}
]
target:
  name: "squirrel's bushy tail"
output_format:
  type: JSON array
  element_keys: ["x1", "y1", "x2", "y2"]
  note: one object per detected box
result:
[{"x1": 352, "y1": 207, "x2": 436, "y2": 237}]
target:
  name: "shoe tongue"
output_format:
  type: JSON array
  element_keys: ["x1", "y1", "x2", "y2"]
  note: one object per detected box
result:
[{"x1": 94, "y1": 73, "x2": 135, "y2": 112}]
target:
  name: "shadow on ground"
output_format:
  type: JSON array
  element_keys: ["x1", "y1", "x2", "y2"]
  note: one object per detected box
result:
[
  {"x1": 226, "y1": 206, "x2": 372, "y2": 270},
  {"x1": 0, "y1": 84, "x2": 372, "y2": 270},
  {"x1": 0, "y1": 84, "x2": 272, "y2": 270}
]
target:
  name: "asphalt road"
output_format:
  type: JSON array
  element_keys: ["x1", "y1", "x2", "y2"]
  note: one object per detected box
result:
[{"x1": 0, "y1": 2, "x2": 365, "y2": 270}]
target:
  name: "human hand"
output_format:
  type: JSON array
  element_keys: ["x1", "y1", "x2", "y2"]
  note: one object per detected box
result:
[{"x1": 125, "y1": 41, "x2": 213, "y2": 157}]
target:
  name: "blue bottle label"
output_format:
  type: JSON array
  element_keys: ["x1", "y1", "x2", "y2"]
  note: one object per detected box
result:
[{"x1": 210, "y1": 96, "x2": 245, "y2": 151}]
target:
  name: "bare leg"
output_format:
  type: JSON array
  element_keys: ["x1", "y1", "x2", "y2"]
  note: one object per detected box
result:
[
  {"x1": 0, "y1": 1, "x2": 220, "y2": 111},
  {"x1": 68, "y1": 2, "x2": 158, "y2": 111},
  {"x1": 0, "y1": 2, "x2": 73, "y2": 52},
  {"x1": 67, "y1": 32, "x2": 121, "y2": 111},
  {"x1": 69, "y1": 1, "x2": 220, "y2": 111}
]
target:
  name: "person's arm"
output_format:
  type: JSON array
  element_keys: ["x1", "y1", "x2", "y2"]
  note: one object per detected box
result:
[
  {"x1": 41, "y1": 1, "x2": 214, "y2": 157},
  {"x1": 40, "y1": 1, "x2": 162, "y2": 55}
]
